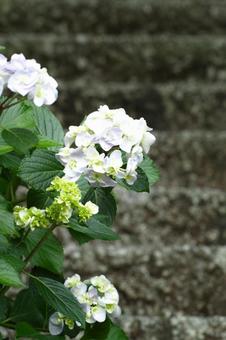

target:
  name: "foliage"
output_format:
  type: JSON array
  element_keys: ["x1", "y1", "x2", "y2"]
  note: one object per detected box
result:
[{"x1": 0, "y1": 53, "x2": 159, "y2": 339}]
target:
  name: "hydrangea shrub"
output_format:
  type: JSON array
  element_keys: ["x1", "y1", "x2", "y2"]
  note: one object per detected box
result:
[{"x1": 0, "y1": 52, "x2": 159, "y2": 339}]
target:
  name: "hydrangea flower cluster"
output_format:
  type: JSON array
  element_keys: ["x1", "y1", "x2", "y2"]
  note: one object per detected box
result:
[
  {"x1": 49, "y1": 274, "x2": 121, "y2": 335},
  {"x1": 0, "y1": 53, "x2": 58, "y2": 106},
  {"x1": 13, "y1": 177, "x2": 98, "y2": 230},
  {"x1": 57, "y1": 105, "x2": 156, "y2": 187}
]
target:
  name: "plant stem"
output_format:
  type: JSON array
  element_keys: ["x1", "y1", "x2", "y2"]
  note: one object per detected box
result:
[{"x1": 23, "y1": 224, "x2": 56, "y2": 269}]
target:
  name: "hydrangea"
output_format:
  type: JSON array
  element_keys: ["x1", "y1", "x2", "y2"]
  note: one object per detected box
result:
[
  {"x1": 0, "y1": 53, "x2": 58, "y2": 106},
  {"x1": 49, "y1": 274, "x2": 121, "y2": 335},
  {"x1": 13, "y1": 206, "x2": 49, "y2": 230},
  {"x1": 14, "y1": 177, "x2": 98, "y2": 230},
  {"x1": 57, "y1": 105, "x2": 156, "y2": 187}
]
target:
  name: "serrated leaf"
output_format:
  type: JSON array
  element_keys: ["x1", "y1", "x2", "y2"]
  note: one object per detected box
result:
[
  {"x1": 0, "y1": 207, "x2": 17, "y2": 237},
  {"x1": 0, "y1": 134, "x2": 13, "y2": 155},
  {"x1": 19, "y1": 149, "x2": 64, "y2": 190},
  {"x1": 139, "y1": 156, "x2": 160, "y2": 186},
  {"x1": 0, "y1": 152, "x2": 21, "y2": 172},
  {"x1": 32, "y1": 276, "x2": 86, "y2": 328},
  {"x1": 2, "y1": 128, "x2": 38, "y2": 154},
  {"x1": 25, "y1": 229, "x2": 63, "y2": 274},
  {"x1": 0, "y1": 257, "x2": 23, "y2": 287},
  {"x1": 31, "y1": 105, "x2": 64, "y2": 146},
  {"x1": 0, "y1": 100, "x2": 35, "y2": 130},
  {"x1": 69, "y1": 217, "x2": 119, "y2": 242}
]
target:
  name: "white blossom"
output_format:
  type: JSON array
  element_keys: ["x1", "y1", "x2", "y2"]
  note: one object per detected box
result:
[{"x1": 84, "y1": 201, "x2": 99, "y2": 215}]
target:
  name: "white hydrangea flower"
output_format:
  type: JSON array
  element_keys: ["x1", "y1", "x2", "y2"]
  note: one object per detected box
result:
[
  {"x1": 1, "y1": 53, "x2": 58, "y2": 106},
  {"x1": 49, "y1": 274, "x2": 121, "y2": 335},
  {"x1": 58, "y1": 105, "x2": 155, "y2": 188},
  {"x1": 28, "y1": 68, "x2": 58, "y2": 107}
]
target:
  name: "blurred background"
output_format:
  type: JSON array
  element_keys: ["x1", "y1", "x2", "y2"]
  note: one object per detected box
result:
[{"x1": 1, "y1": 0, "x2": 226, "y2": 339}]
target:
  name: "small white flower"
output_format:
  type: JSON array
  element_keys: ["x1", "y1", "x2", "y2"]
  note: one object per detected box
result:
[
  {"x1": 8, "y1": 69, "x2": 39, "y2": 96},
  {"x1": 85, "y1": 171, "x2": 116, "y2": 187},
  {"x1": 84, "y1": 201, "x2": 99, "y2": 215},
  {"x1": 91, "y1": 305, "x2": 106, "y2": 323},
  {"x1": 63, "y1": 148, "x2": 88, "y2": 182},
  {"x1": 97, "y1": 127, "x2": 122, "y2": 152},
  {"x1": 105, "y1": 150, "x2": 123, "y2": 177},
  {"x1": 49, "y1": 312, "x2": 64, "y2": 336},
  {"x1": 64, "y1": 274, "x2": 81, "y2": 288},
  {"x1": 56, "y1": 147, "x2": 76, "y2": 165},
  {"x1": 85, "y1": 146, "x2": 106, "y2": 174},
  {"x1": 28, "y1": 68, "x2": 58, "y2": 107},
  {"x1": 141, "y1": 131, "x2": 156, "y2": 154},
  {"x1": 124, "y1": 157, "x2": 138, "y2": 185},
  {"x1": 90, "y1": 275, "x2": 112, "y2": 294}
]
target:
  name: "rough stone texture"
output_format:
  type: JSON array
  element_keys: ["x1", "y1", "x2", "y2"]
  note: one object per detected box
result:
[
  {"x1": 57, "y1": 80, "x2": 226, "y2": 130},
  {"x1": 62, "y1": 235, "x2": 226, "y2": 316},
  {"x1": 1, "y1": 0, "x2": 226, "y2": 35},
  {"x1": 115, "y1": 187, "x2": 226, "y2": 246},
  {"x1": 122, "y1": 316, "x2": 226, "y2": 340},
  {"x1": 2, "y1": 34, "x2": 226, "y2": 82},
  {"x1": 152, "y1": 131, "x2": 226, "y2": 189}
]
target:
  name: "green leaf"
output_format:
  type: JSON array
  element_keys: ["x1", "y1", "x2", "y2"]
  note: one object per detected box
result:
[
  {"x1": 83, "y1": 188, "x2": 117, "y2": 226},
  {"x1": 0, "y1": 207, "x2": 17, "y2": 237},
  {"x1": 0, "y1": 257, "x2": 23, "y2": 287},
  {"x1": 16, "y1": 321, "x2": 64, "y2": 339},
  {"x1": 31, "y1": 105, "x2": 64, "y2": 146},
  {"x1": 0, "y1": 152, "x2": 21, "y2": 172},
  {"x1": 27, "y1": 189, "x2": 53, "y2": 209},
  {"x1": 0, "y1": 100, "x2": 35, "y2": 130},
  {"x1": 32, "y1": 276, "x2": 86, "y2": 328},
  {"x1": 117, "y1": 167, "x2": 149, "y2": 192},
  {"x1": 25, "y1": 229, "x2": 63, "y2": 274},
  {"x1": 0, "y1": 296, "x2": 10, "y2": 322},
  {"x1": 0, "y1": 134, "x2": 13, "y2": 155},
  {"x1": 13, "y1": 288, "x2": 46, "y2": 327},
  {"x1": 2, "y1": 128, "x2": 38, "y2": 154},
  {"x1": 82, "y1": 319, "x2": 128, "y2": 340},
  {"x1": 77, "y1": 176, "x2": 91, "y2": 198},
  {"x1": 19, "y1": 149, "x2": 64, "y2": 190},
  {"x1": 69, "y1": 217, "x2": 119, "y2": 242},
  {"x1": 139, "y1": 156, "x2": 160, "y2": 186},
  {"x1": 37, "y1": 136, "x2": 62, "y2": 149}
]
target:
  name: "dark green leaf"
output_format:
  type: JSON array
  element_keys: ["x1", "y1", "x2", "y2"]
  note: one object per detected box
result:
[
  {"x1": 25, "y1": 229, "x2": 63, "y2": 274},
  {"x1": 139, "y1": 156, "x2": 160, "y2": 186},
  {"x1": 0, "y1": 134, "x2": 13, "y2": 155},
  {"x1": 0, "y1": 257, "x2": 23, "y2": 287},
  {"x1": 16, "y1": 321, "x2": 64, "y2": 339},
  {"x1": 31, "y1": 105, "x2": 64, "y2": 146},
  {"x1": 2, "y1": 128, "x2": 38, "y2": 154},
  {"x1": 27, "y1": 189, "x2": 53, "y2": 209},
  {"x1": 0, "y1": 152, "x2": 21, "y2": 172},
  {"x1": 83, "y1": 188, "x2": 117, "y2": 226},
  {"x1": 82, "y1": 319, "x2": 128, "y2": 340},
  {"x1": 0, "y1": 207, "x2": 17, "y2": 237},
  {"x1": 0, "y1": 100, "x2": 35, "y2": 130},
  {"x1": 77, "y1": 176, "x2": 91, "y2": 198},
  {"x1": 117, "y1": 168, "x2": 149, "y2": 192},
  {"x1": 69, "y1": 217, "x2": 119, "y2": 242},
  {"x1": 0, "y1": 296, "x2": 10, "y2": 322},
  {"x1": 32, "y1": 276, "x2": 86, "y2": 328},
  {"x1": 19, "y1": 150, "x2": 64, "y2": 190}
]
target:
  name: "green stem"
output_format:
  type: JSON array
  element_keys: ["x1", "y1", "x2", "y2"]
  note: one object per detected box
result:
[
  {"x1": 16, "y1": 228, "x2": 31, "y2": 248},
  {"x1": 23, "y1": 224, "x2": 56, "y2": 269}
]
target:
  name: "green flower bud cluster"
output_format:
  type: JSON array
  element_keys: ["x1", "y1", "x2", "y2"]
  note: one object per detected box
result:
[
  {"x1": 13, "y1": 206, "x2": 49, "y2": 230},
  {"x1": 13, "y1": 177, "x2": 99, "y2": 230}
]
